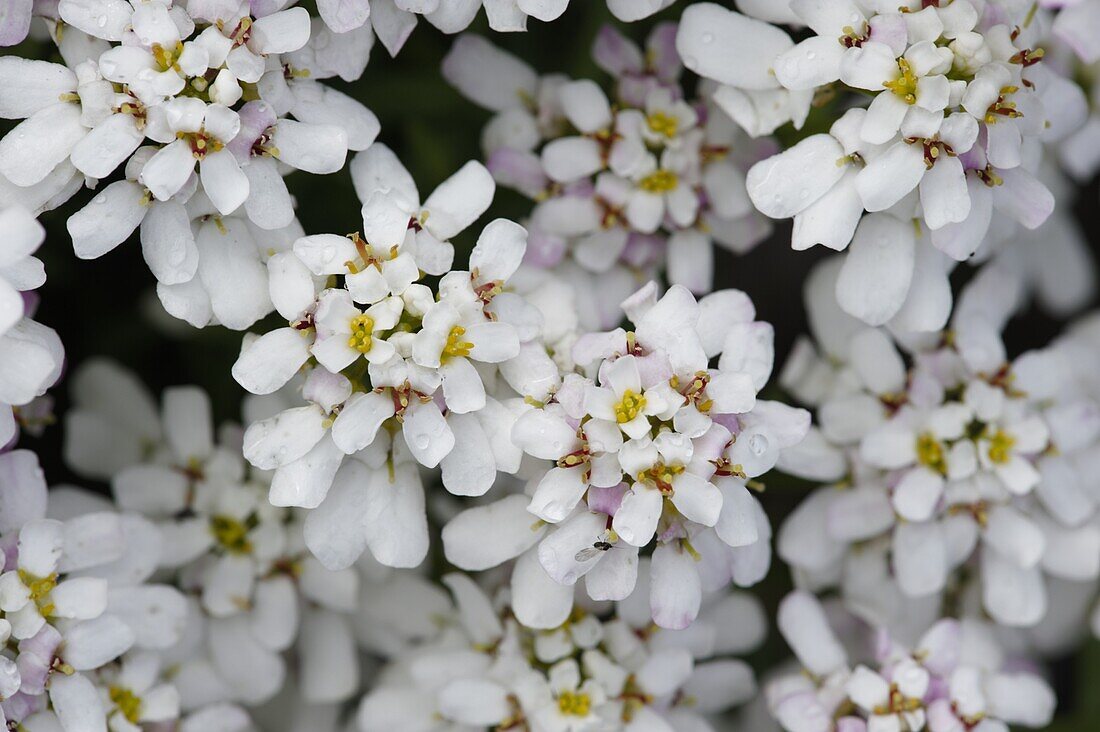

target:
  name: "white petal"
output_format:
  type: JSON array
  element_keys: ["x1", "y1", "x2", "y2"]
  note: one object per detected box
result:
[
  {"x1": 676, "y1": 3, "x2": 792, "y2": 90},
  {"x1": 442, "y1": 494, "x2": 545, "y2": 571},
  {"x1": 746, "y1": 134, "x2": 846, "y2": 218},
  {"x1": 835, "y1": 213, "x2": 915, "y2": 326}
]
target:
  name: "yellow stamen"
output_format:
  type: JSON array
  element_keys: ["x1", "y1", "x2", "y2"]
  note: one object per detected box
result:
[
  {"x1": 638, "y1": 169, "x2": 678, "y2": 193},
  {"x1": 151, "y1": 42, "x2": 184, "y2": 73},
  {"x1": 558, "y1": 691, "x2": 591, "y2": 717},
  {"x1": 109, "y1": 686, "x2": 143, "y2": 724},
  {"x1": 645, "y1": 111, "x2": 679, "y2": 138},
  {"x1": 987, "y1": 429, "x2": 1016, "y2": 464},
  {"x1": 347, "y1": 313, "x2": 376, "y2": 354},
  {"x1": 636, "y1": 462, "x2": 684, "y2": 493},
  {"x1": 442, "y1": 326, "x2": 473, "y2": 360},
  {"x1": 883, "y1": 58, "x2": 919, "y2": 105},
  {"x1": 18, "y1": 569, "x2": 58, "y2": 616},
  {"x1": 209, "y1": 515, "x2": 253, "y2": 554},
  {"x1": 916, "y1": 432, "x2": 947, "y2": 475},
  {"x1": 614, "y1": 389, "x2": 646, "y2": 424}
]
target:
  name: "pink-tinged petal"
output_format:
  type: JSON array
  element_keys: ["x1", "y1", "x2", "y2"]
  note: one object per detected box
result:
[
  {"x1": 0, "y1": 0, "x2": 32, "y2": 46},
  {"x1": 592, "y1": 23, "x2": 644, "y2": 77},
  {"x1": 586, "y1": 483, "x2": 627, "y2": 516}
]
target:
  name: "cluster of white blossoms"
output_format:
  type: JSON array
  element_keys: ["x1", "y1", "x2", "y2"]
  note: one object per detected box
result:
[
  {"x1": 768, "y1": 591, "x2": 1056, "y2": 732},
  {"x1": 0, "y1": 0, "x2": 379, "y2": 330},
  {"x1": 5, "y1": 0, "x2": 1100, "y2": 729},
  {"x1": 0, "y1": 207, "x2": 62, "y2": 449},
  {"x1": 0, "y1": 447, "x2": 190, "y2": 732},
  {"x1": 676, "y1": 0, "x2": 1086, "y2": 331},
  {"x1": 775, "y1": 257, "x2": 1100, "y2": 639},
  {"x1": 63, "y1": 360, "x2": 368, "y2": 720},
  {"x1": 443, "y1": 25, "x2": 774, "y2": 314},
  {"x1": 358, "y1": 571, "x2": 765, "y2": 732},
  {"x1": 443, "y1": 281, "x2": 808, "y2": 631}
]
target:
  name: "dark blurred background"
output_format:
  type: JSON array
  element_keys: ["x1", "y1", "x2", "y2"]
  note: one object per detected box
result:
[{"x1": 9, "y1": 3, "x2": 1100, "y2": 727}]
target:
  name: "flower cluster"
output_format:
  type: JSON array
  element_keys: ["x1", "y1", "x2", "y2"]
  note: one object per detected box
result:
[
  {"x1": 677, "y1": 0, "x2": 1085, "y2": 331},
  {"x1": 444, "y1": 25, "x2": 774, "y2": 311},
  {"x1": 0, "y1": 207, "x2": 61, "y2": 448},
  {"x1": 444, "y1": 281, "x2": 808, "y2": 630},
  {"x1": 64, "y1": 361, "x2": 366, "y2": 718},
  {"x1": 0, "y1": 0, "x2": 378, "y2": 329},
  {"x1": 4, "y1": 1, "x2": 1100, "y2": 730},
  {"x1": 768, "y1": 591, "x2": 1056, "y2": 732},
  {"x1": 775, "y1": 257, "x2": 1100, "y2": 635},
  {"x1": 0, "y1": 449, "x2": 189, "y2": 731},
  {"x1": 230, "y1": 148, "x2": 535, "y2": 571},
  {"x1": 358, "y1": 571, "x2": 765, "y2": 732}
]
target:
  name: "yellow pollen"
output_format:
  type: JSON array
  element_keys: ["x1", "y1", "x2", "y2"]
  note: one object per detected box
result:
[
  {"x1": 347, "y1": 313, "x2": 376, "y2": 354},
  {"x1": 987, "y1": 429, "x2": 1016, "y2": 464},
  {"x1": 176, "y1": 130, "x2": 225, "y2": 160},
  {"x1": 637, "y1": 462, "x2": 685, "y2": 493},
  {"x1": 985, "y1": 86, "x2": 1022, "y2": 125},
  {"x1": 442, "y1": 326, "x2": 473, "y2": 360},
  {"x1": 17, "y1": 569, "x2": 58, "y2": 617},
  {"x1": 916, "y1": 432, "x2": 947, "y2": 475},
  {"x1": 109, "y1": 686, "x2": 142, "y2": 724},
  {"x1": 614, "y1": 389, "x2": 647, "y2": 424},
  {"x1": 873, "y1": 684, "x2": 922, "y2": 716},
  {"x1": 645, "y1": 111, "x2": 679, "y2": 138},
  {"x1": 151, "y1": 42, "x2": 184, "y2": 73},
  {"x1": 209, "y1": 515, "x2": 253, "y2": 554},
  {"x1": 558, "y1": 691, "x2": 591, "y2": 717},
  {"x1": 638, "y1": 169, "x2": 678, "y2": 193},
  {"x1": 883, "y1": 58, "x2": 919, "y2": 104}
]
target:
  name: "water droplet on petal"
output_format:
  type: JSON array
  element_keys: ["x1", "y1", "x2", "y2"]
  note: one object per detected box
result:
[{"x1": 701, "y1": 33, "x2": 714, "y2": 44}]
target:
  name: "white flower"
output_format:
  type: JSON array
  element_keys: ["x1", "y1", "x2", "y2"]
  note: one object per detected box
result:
[{"x1": 0, "y1": 1, "x2": 367, "y2": 315}]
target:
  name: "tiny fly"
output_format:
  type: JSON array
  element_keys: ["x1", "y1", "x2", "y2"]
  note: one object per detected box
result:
[{"x1": 574, "y1": 540, "x2": 613, "y2": 562}]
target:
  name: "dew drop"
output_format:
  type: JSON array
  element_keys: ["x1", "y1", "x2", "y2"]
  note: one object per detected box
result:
[
  {"x1": 96, "y1": 14, "x2": 108, "y2": 28},
  {"x1": 415, "y1": 434, "x2": 430, "y2": 450},
  {"x1": 749, "y1": 433, "x2": 769, "y2": 456},
  {"x1": 701, "y1": 32, "x2": 714, "y2": 44}
]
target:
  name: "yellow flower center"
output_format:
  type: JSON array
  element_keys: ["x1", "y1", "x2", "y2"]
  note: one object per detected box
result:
[
  {"x1": 916, "y1": 432, "x2": 947, "y2": 475},
  {"x1": 638, "y1": 169, "x2": 678, "y2": 193},
  {"x1": 873, "y1": 684, "x2": 922, "y2": 716},
  {"x1": 883, "y1": 58, "x2": 919, "y2": 104},
  {"x1": 347, "y1": 313, "x2": 376, "y2": 354},
  {"x1": 151, "y1": 42, "x2": 184, "y2": 73},
  {"x1": 614, "y1": 389, "x2": 647, "y2": 424},
  {"x1": 987, "y1": 429, "x2": 1016, "y2": 464},
  {"x1": 109, "y1": 686, "x2": 143, "y2": 724},
  {"x1": 442, "y1": 326, "x2": 473, "y2": 361},
  {"x1": 176, "y1": 130, "x2": 225, "y2": 160},
  {"x1": 17, "y1": 569, "x2": 57, "y2": 618},
  {"x1": 558, "y1": 691, "x2": 591, "y2": 717},
  {"x1": 209, "y1": 515, "x2": 253, "y2": 555},
  {"x1": 645, "y1": 111, "x2": 679, "y2": 138},
  {"x1": 636, "y1": 462, "x2": 684, "y2": 493}
]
